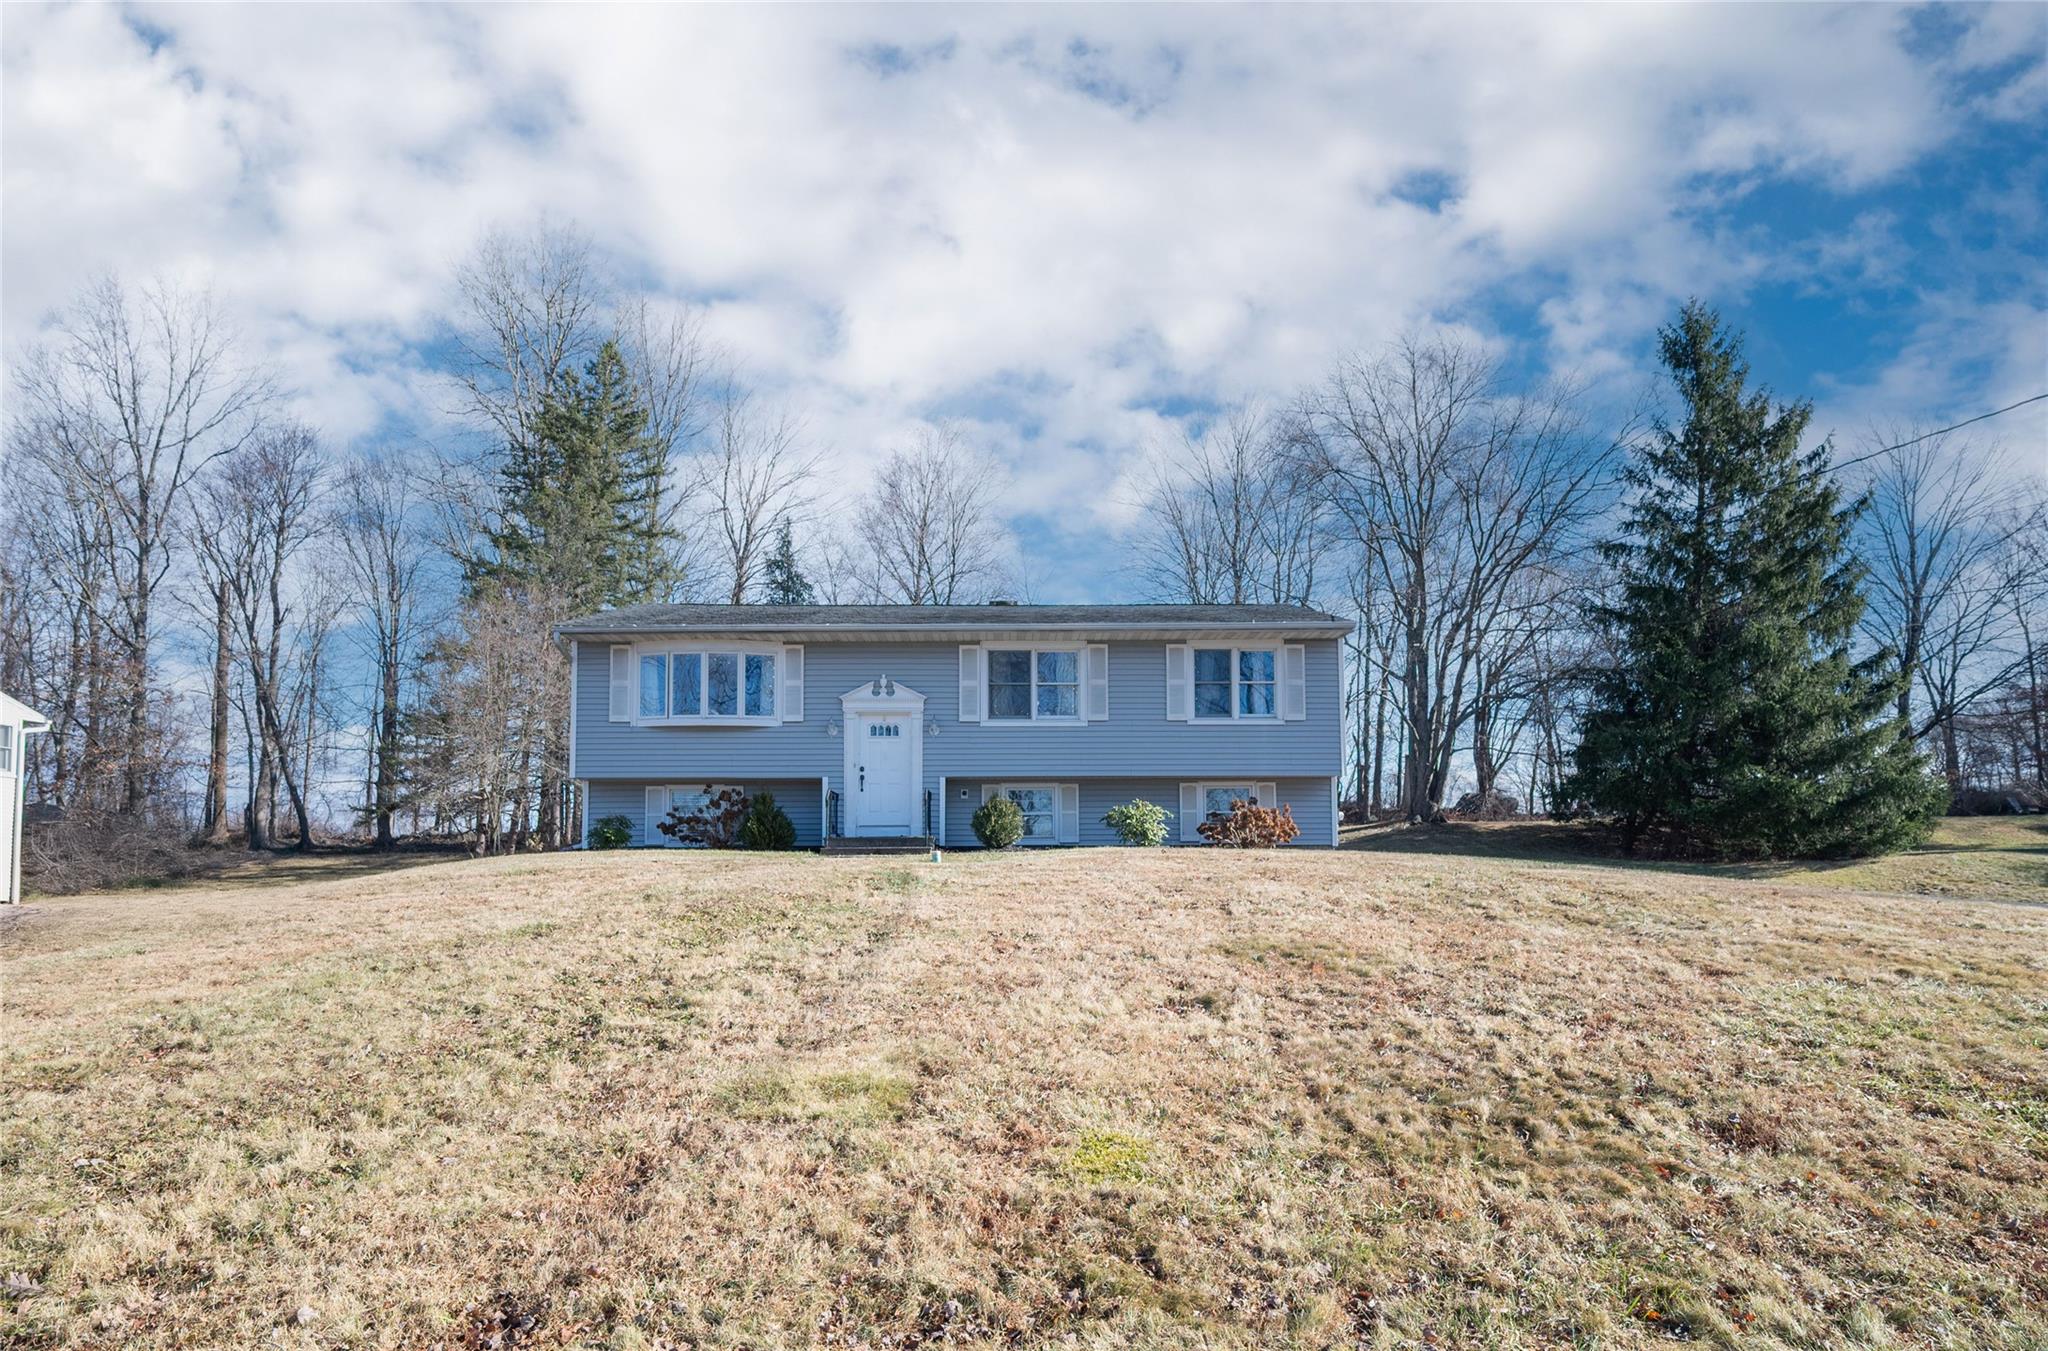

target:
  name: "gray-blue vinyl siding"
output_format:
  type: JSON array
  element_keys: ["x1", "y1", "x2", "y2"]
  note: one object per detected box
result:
[
  {"x1": 571, "y1": 637, "x2": 1341, "y2": 847},
  {"x1": 938, "y1": 776, "x2": 1334, "y2": 849},
  {"x1": 587, "y1": 778, "x2": 826, "y2": 848}
]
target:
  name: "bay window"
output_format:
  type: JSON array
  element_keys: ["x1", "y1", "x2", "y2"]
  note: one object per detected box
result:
[{"x1": 637, "y1": 645, "x2": 778, "y2": 724}]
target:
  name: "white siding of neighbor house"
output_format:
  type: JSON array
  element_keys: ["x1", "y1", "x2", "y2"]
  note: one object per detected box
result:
[{"x1": 570, "y1": 637, "x2": 1342, "y2": 847}]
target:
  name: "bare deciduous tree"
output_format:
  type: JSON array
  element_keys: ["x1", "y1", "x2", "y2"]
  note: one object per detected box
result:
[
  {"x1": 1855, "y1": 429, "x2": 2026, "y2": 782},
  {"x1": 1134, "y1": 407, "x2": 1326, "y2": 606},
  {"x1": 449, "y1": 221, "x2": 604, "y2": 454},
  {"x1": 8, "y1": 275, "x2": 271, "y2": 814},
  {"x1": 697, "y1": 381, "x2": 818, "y2": 604},
  {"x1": 1302, "y1": 337, "x2": 1612, "y2": 821},
  {"x1": 195, "y1": 423, "x2": 328, "y2": 850},
  {"x1": 853, "y1": 424, "x2": 1012, "y2": 604},
  {"x1": 336, "y1": 453, "x2": 437, "y2": 848}
]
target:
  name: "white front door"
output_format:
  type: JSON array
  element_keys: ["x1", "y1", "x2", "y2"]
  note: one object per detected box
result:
[{"x1": 856, "y1": 715, "x2": 914, "y2": 833}]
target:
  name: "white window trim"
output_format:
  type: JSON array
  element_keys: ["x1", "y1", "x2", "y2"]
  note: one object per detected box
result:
[
  {"x1": 984, "y1": 781, "x2": 1076, "y2": 845},
  {"x1": 980, "y1": 644, "x2": 1087, "y2": 725},
  {"x1": 632, "y1": 641, "x2": 786, "y2": 727},
  {"x1": 1190, "y1": 645, "x2": 1280, "y2": 722}
]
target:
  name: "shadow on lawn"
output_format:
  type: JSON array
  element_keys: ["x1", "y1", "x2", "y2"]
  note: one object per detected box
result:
[
  {"x1": 48, "y1": 843, "x2": 476, "y2": 899},
  {"x1": 1339, "y1": 815, "x2": 2048, "y2": 897}
]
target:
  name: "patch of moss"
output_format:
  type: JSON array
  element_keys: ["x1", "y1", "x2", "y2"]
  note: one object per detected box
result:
[
  {"x1": 714, "y1": 1067, "x2": 913, "y2": 1124},
  {"x1": 1066, "y1": 1129, "x2": 1153, "y2": 1185}
]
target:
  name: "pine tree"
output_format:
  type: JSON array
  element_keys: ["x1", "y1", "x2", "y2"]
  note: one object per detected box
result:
[
  {"x1": 1562, "y1": 303, "x2": 1943, "y2": 858},
  {"x1": 762, "y1": 519, "x2": 815, "y2": 605},
  {"x1": 465, "y1": 340, "x2": 677, "y2": 610}
]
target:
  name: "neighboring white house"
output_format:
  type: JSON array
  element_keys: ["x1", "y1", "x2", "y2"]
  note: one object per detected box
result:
[{"x1": 1, "y1": 692, "x2": 50, "y2": 904}]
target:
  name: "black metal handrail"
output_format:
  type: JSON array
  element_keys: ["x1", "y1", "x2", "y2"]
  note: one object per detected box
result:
[
  {"x1": 923, "y1": 789, "x2": 933, "y2": 841},
  {"x1": 827, "y1": 790, "x2": 840, "y2": 839}
]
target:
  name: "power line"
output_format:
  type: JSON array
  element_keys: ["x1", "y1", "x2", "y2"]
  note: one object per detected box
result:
[{"x1": 1831, "y1": 392, "x2": 2048, "y2": 471}]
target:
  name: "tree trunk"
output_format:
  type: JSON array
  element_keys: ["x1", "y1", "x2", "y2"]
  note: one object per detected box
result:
[
  {"x1": 197, "y1": 579, "x2": 232, "y2": 845},
  {"x1": 122, "y1": 570, "x2": 152, "y2": 816},
  {"x1": 1402, "y1": 597, "x2": 1434, "y2": 821},
  {"x1": 373, "y1": 634, "x2": 400, "y2": 849}
]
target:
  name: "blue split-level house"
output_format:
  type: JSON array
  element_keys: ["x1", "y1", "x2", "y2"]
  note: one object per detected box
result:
[{"x1": 557, "y1": 603, "x2": 1351, "y2": 849}]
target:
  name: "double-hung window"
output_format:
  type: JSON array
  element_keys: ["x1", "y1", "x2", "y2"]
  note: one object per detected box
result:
[
  {"x1": 986, "y1": 647, "x2": 1081, "y2": 722},
  {"x1": 639, "y1": 646, "x2": 777, "y2": 724},
  {"x1": 0, "y1": 725, "x2": 13, "y2": 773},
  {"x1": 1202, "y1": 782, "x2": 1256, "y2": 821},
  {"x1": 1192, "y1": 647, "x2": 1278, "y2": 720},
  {"x1": 1004, "y1": 784, "x2": 1058, "y2": 841}
]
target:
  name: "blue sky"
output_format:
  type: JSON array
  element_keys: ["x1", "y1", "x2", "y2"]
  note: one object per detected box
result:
[{"x1": 4, "y1": 3, "x2": 2043, "y2": 601}]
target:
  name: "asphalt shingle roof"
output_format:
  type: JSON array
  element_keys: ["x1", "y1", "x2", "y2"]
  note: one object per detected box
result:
[{"x1": 556, "y1": 602, "x2": 1350, "y2": 636}]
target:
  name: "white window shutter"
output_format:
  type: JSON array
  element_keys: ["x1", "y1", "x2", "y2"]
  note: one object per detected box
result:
[
  {"x1": 609, "y1": 646, "x2": 632, "y2": 722},
  {"x1": 1179, "y1": 783, "x2": 1201, "y2": 842},
  {"x1": 1085, "y1": 644, "x2": 1109, "y2": 721},
  {"x1": 644, "y1": 786, "x2": 667, "y2": 846},
  {"x1": 780, "y1": 645, "x2": 804, "y2": 722},
  {"x1": 1058, "y1": 784, "x2": 1080, "y2": 843},
  {"x1": 1281, "y1": 645, "x2": 1306, "y2": 721},
  {"x1": 1165, "y1": 644, "x2": 1191, "y2": 721},
  {"x1": 1257, "y1": 781, "x2": 1279, "y2": 811},
  {"x1": 959, "y1": 645, "x2": 982, "y2": 722}
]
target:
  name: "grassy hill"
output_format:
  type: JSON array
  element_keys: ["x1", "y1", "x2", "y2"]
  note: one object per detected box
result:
[{"x1": 3, "y1": 844, "x2": 2042, "y2": 1348}]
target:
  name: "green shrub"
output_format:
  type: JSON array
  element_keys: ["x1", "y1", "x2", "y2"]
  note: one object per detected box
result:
[
  {"x1": 1102, "y1": 798, "x2": 1172, "y2": 846},
  {"x1": 588, "y1": 814, "x2": 634, "y2": 849},
  {"x1": 971, "y1": 795, "x2": 1024, "y2": 849},
  {"x1": 737, "y1": 792, "x2": 798, "y2": 850}
]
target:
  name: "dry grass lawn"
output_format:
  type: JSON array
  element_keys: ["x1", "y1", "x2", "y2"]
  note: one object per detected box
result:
[{"x1": 3, "y1": 846, "x2": 2044, "y2": 1349}]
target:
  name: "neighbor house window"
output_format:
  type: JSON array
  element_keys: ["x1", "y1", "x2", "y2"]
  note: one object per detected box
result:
[
  {"x1": 1192, "y1": 647, "x2": 1279, "y2": 720},
  {"x1": 639, "y1": 647, "x2": 776, "y2": 723},
  {"x1": 0, "y1": 725, "x2": 13, "y2": 773},
  {"x1": 1004, "y1": 784, "x2": 1058, "y2": 841},
  {"x1": 986, "y1": 647, "x2": 1083, "y2": 721}
]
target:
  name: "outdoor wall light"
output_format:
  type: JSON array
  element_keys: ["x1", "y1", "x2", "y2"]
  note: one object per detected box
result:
[
  {"x1": 925, "y1": 719, "x2": 939, "y2": 737},
  {"x1": 826, "y1": 720, "x2": 840, "y2": 738}
]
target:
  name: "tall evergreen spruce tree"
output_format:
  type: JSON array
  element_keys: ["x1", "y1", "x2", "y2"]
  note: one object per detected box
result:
[
  {"x1": 762, "y1": 520, "x2": 815, "y2": 605},
  {"x1": 1563, "y1": 303, "x2": 1942, "y2": 858},
  {"x1": 467, "y1": 340, "x2": 679, "y2": 609}
]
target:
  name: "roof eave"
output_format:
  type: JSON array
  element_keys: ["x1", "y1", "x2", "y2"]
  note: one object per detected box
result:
[{"x1": 553, "y1": 619, "x2": 1354, "y2": 642}]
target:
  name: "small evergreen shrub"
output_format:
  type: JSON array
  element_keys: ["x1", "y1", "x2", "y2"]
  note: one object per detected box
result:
[
  {"x1": 737, "y1": 792, "x2": 798, "y2": 850},
  {"x1": 1197, "y1": 799, "x2": 1300, "y2": 848},
  {"x1": 588, "y1": 814, "x2": 634, "y2": 849},
  {"x1": 1102, "y1": 798, "x2": 1172, "y2": 846},
  {"x1": 971, "y1": 795, "x2": 1024, "y2": 849}
]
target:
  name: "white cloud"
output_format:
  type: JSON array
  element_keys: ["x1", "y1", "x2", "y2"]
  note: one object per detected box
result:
[{"x1": 4, "y1": 3, "x2": 2041, "y2": 569}]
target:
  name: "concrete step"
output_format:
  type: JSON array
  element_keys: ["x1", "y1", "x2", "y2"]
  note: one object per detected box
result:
[{"x1": 824, "y1": 835, "x2": 934, "y2": 856}]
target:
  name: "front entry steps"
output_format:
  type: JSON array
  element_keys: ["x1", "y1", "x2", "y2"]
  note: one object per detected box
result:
[{"x1": 824, "y1": 835, "x2": 934, "y2": 856}]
